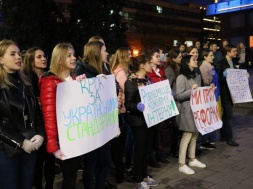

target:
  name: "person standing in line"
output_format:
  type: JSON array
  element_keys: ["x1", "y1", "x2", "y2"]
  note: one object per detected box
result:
[
  {"x1": 198, "y1": 49, "x2": 219, "y2": 150},
  {"x1": 124, "y1": 55, "x2": 159, "y2": 188},
  {"x1": 176, "y1": 55, "x2": 206, "y2": 175},
  {"x1": 75, "y1": 41, "x2": 117, "y2": 189},
  {"x1": 0, "y1": 39, "x2": 45, "y2": 189},
  {"x1": 110, "y1": 47, "x2": 133, "y2": 183},
  {"x1": 216, "y1": 44, "x2": 240, "y2": 146},
  {"x1": 209, "y1": 43, "x2": 223, "y2": 69},
  {"x1": 39, "y1": 43, "x2": 84, "y2": 189},
  {"x1": 23, "y1": 47, "x2": 55, "y2": 189},
  {"x1": 236, "y1": 42, "x2": 249, "y2": 69},
  {"x1": 165, "y1": 48, "x2": 182, "y2": 158},
  {"x1": 146, "y1": 48, "x2": 168, "y2": 167}
]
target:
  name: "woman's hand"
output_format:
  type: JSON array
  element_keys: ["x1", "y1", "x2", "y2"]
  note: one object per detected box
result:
[
  {"x1": 96, "y1": 74, "x2": 107, "y2": 79},
  {"x1": 75, "y1": 74, "x2": 86, "y2": 81},
  {"x1": 53, "y1": 149, "x2": 66, "y2": 160},
  {"x1": 192, "y1": 84, "x2": 198, "y2": 90}
]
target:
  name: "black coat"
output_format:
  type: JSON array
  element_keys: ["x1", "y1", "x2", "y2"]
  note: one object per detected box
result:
[
  {"x1": 216, "y1": 58, "x2": 237, "y2": 102},
  {"x1": 124, "y1": 74, "x2": 152, "y2": 127},
  {"x1": 0, "y1": 73, "x2": 44, "y2": 149}
]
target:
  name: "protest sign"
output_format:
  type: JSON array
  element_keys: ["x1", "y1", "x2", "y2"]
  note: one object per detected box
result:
[
  {"x1": 226, "y1": 69, "x2": 253, "y2": 103},
  {"x1": 139, "y1": 80, "x2": 179, "y2": 128},
  {"x1": 190, "y1": 87, "x2": 222, "y2": 135},
  {"x1": 56, "y1": 75, "x2": 118, "y2": 160}
]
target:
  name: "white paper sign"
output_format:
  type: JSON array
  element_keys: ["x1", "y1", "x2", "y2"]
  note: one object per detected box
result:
[
  {"x1": 226, "y1": 69, "x2": 253, "y2": 103},
  {"x1": 190, "y1": 87, "x2": 222, "y2": 135},
  {"x1": 56, "y1": 75, "x2": 118, "y2": 160},
  {"x1": 139, "y1": 80, "x2": 179, "y2": 128}
]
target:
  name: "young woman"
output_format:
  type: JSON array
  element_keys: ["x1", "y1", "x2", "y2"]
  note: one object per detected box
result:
[
  {"x1": 124, "y1": 54, "x2": 159, "y2": 188},
  {"x1": 23, "y1": 47, "x2": 55, "y2": 189},
  {"x1": 110, "y1": 47, "x2": 133, "y2": 182},
  {"x1": 39, "y1": 43, "x2": 83, "y2": 189},
  {"x1": 176, "y1": 55, "x2": 206, "y2": 175},
  {"x1": 198, "y1": 49, "x2": 220, "y2": 150},
  {"x1": 74, "y1": 41, "x2": 116, "y2": 189},
  {"x1": 146, "y1": 48, "x2": 168, "y2": 167},
  {"x1": 165, "y1": 48, "x2": 182, "y2": 158},
  {"x1": 0, "y1": 39, "x2": 44, "y2": 189}
]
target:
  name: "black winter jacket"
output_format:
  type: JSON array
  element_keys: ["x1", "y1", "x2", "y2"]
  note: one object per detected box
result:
[
  {"x1": 124, "y1": 74, "x2": 152, "y2": 127},
  {"x1": 0, "y1": 73, "x2": 44, "y2": 151},
  {"x1": 216, "y1": 57, "x2": 237, "y2": 103}
]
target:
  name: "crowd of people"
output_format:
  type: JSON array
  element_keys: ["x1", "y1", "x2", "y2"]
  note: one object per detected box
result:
[{"x1": 0, "y1": 36, "x2": 251, "y2": 189}]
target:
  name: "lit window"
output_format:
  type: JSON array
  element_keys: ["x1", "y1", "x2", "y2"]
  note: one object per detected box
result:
[
  {"x1": 185, "y1": 41, "x2": 193, "y2": 47},
  {"x1": 156, "y1": 6, "x2": 163, "y2": 13},
  {"x1": 250, "y1": 36, "x2": 253, "y2": 48},
  {"x1": 110, "y1": 23, "x2": 115, "y2": 27}
]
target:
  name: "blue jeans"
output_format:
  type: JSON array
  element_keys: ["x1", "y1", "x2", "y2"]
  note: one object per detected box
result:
[{"x1": 0, "y1": 150, "x2": 36, "y2": 189}]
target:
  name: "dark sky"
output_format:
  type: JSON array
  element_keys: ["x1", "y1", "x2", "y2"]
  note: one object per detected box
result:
[{"x1": 167, "y1": 0, "x2": 214, "y2": 5}]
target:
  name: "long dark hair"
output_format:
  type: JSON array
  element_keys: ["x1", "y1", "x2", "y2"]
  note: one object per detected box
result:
[
  {"x1": 180, "y1": 55, "x2": 196, "y2": 79},
  {"x1": 166, "y1": 48, "x2": 180, "y2": 77},
  {"x1": 131, "y1": 55, "x2": 148, "y2": 73}
]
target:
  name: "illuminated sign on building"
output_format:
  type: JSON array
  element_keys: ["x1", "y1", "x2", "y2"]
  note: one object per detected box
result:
[{"x1": 207, "y1": 0, "x2": 253, "y2": 15}]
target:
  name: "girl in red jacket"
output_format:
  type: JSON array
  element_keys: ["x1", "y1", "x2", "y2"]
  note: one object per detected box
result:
[{"x1": 39, "y1": 43, "x2": 84, "y2": 189}]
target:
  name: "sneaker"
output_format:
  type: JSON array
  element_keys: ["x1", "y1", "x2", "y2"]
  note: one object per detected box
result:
[
  {"x1": 179, "y1": 164, "x2": 195, "y2": 175},
  {"x1": 136, "y1": 182, "x2": 150, "y2": 189},
  {"x1": 189, "y1": 159, "x2": 206, "y2": 168},
  {"x1": 145, "y1": 176, "x2": 159, "y2": 187},
  {"x1": 200, "y1": 142, "x2": 216, "y2": 150}
]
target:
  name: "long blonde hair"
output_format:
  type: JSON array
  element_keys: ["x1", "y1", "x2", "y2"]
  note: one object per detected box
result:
[
  {"x1": 50, "y1": 43, "x2": 74, "y2": 79},
  {"x1": 110, "y1": 47, "x2": 130, "y2": 73},
  {"x1": 83, "y1": 41, "x2": 104, "y2": 74},
  {"x1": 0, "y1": 39, "x2": 30, "y2": 88}
]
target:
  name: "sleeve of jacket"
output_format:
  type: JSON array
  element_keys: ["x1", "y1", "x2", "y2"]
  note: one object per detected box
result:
[
  {"x1": 200, "y1": 63, "x2": 213, "y2": 86},
  {"x1": 74, "y1": 64, "x2": 85, "y2": 77},
  {"x1": 165, "y1": 67, "x2": 175, "y2": 87},
  {"x1": 39, "y1": 79, "x2": 59, "y2": 153},
  {"x1": 124, "y1": 80, "x2": 139, "y2": 112},
  {"x1": 175, "y1": 75, "x2": 192, "y2": 102}
]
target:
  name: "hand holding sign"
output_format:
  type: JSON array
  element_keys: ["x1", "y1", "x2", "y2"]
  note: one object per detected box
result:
[
  {"x1": 137, "y1": 102, "x2": 145, "y2": 112},
  {"x1": 192, "y1": 84, "x2": 198, "y2": 90},
  {"x1": 53, "y1": 149, "x2": 66, "y2": 160},
  {"x1": 75, "y1": 74, "x2": 86, "y2": 81}
]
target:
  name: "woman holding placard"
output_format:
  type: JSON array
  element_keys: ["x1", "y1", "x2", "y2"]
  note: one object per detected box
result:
[
  {"x1": 124, "y1": 55, "x2": 159, "y2": 188},
  {"x1": 74, "y1": 40, "x2": 118, "y2": 189},
  {"x1": 39, "y1": 43, "x2": 84, "y2": 189},
  {"x1": 175, "y1": 55, "x2": 206, "y2": 175}
]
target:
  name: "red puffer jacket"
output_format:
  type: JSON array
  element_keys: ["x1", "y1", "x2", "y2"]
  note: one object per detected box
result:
[{"x1": 39, "y1": 72, "x2": 63, "y2": 153}]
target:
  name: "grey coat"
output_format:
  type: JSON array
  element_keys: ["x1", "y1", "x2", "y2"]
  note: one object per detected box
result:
[{"x1": 175, "y1": 74, "x2": 201, "y2": 132}]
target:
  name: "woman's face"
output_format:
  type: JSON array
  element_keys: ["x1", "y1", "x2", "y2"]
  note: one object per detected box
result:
[
  {"x1": 240, "y1": 43, "x2": 245, "y2": 49},
  {"x1": 143, "y1": 61, "x2": 152, "y2": 74},
  {"x1": 173, "y1": 52, "x2": 182, "y2": 64},
  {"x1": 189, "y1": 48, "x2": 198, "y2": 59},
  {"x1": 0, "y1": 45, "x2": 21, "y2": 73},
  {"x1": 188, "y1": 56, "x2": 198, "y2": 70},
  {"x1": 204, "y1": 51, "x2": 214, "y2": 64},
  {"x1": 151, "y1": 52, "x2": 160, "y2": 66},
  {"x1": 34, "y1": 50, "x2": 47, "y2": 69},
  {"x1": 101, "y1": 45, "x2": 108, "y2": 63},
  {"x1": 64, "y1": 48, "x2": 76, "y2": 70}
]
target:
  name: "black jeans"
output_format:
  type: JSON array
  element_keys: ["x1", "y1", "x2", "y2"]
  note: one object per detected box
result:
[
  {"x1": 220, "y1": 100, "x2": 234, "y2": 140},
  {"x1": 131, "y1": 126, "x2": 155, "y2": 182},
  {"x1": 33, "y1": 144, "x2": 55, "y2": 189},
  {"x1": 82, "y1": 143, "x2": 111, "y2": 189},
  {"x1": 59, "y1": 155, "x2": 83, "y2": 189}
]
